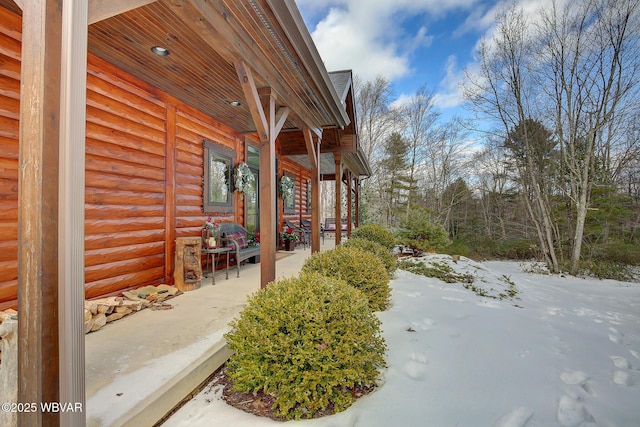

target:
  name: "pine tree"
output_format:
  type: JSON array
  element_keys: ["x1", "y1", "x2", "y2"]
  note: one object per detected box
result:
[{"x1": 379, "y1": 132, "x2": 415, "y2": 227}]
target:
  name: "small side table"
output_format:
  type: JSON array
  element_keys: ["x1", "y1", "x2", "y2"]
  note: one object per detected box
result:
[{"x1": 202, "y1": 247, "x2": 231, "y2": 284}]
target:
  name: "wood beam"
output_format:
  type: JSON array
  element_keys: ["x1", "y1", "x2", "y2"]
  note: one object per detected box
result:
[
  {"x1": 58, "y1": 1, "x2": 88, "y2": 425},
  {"x1": 258, "y1": 91, "x2": 276, "y2": 289},
  {"x1": 236, "y1": 61, "x2": 268, "y2": 141},
  {"x1": 18, "y1": 1, "x2": 62, "y2": 425},
  {"x1": 235, "y1": 64, "x2": 292, "y2": 288},
  {"x1": 164, "y1": 105, "x2": 177, "y2": 285},
  {"x1": 14, "y1": 0, "x2": 23, "y2": 10},
  {"x1": 274, "y1": 107, "x2": 290, "y2": 137},
  {"x1": 334, "y1": 154, "x2": 342, "y2": 246},
  {"x1": 304, "y1": 128, "x2": 321, "y2": 253},
  {"x1": 88, "y1": 0, "x2": 157, "y2": 24},
  {"x1": 355, "y1": 178, "x2": 360, "y2": 228},
  {"x1": 303, "y1": 128, "x2": 318, "y2": 170},
  {"x1": 346, "y1": 169, "x2": 352, "y2": 238}
]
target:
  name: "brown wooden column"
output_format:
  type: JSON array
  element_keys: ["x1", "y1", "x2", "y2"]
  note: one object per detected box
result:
[
  {"x1": 18, "y1": 1, "x2": 62, "y2": 425},
  {"x1": 355, "y1": 178, "x2": 360, "y2": 228},
  {"x1": 258, "y1": 90, "x2": 277, "y2": 288},
  {"x1": 334, "y1": 154, "x2": 342, "y2": 246},
  {"x1": 236, "y1": 61, "x2": 288, "y2": 288},
  {"x1": 304, "y1": 128, "x2": 321, "y2": 253},
  {"x1": 346, "y1": 169, "x2": 352, "y2": 238},
  {"x1": 165, "y1": 105, "x2": 177, "y2": 284}
]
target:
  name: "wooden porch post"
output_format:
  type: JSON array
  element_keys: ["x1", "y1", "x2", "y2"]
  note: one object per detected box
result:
[
  {"x1": 334, "y1": 154, "x2": 342, "y2": 245},
  {"x1": 258, "y1": 89, "x2": 277, "y2": 288},
  {"x1": 346, "y1": 169, "x2": 352, "y2": 238},
  {"x1": 355, "y1": 178, "x2": 360, "y2": 228},
  {"x1": 304, "y1": 128, "x2": 321, "y2": 253},
  {"x1": 59, "y1": 1, "x2": 88, "y2": 425},
  {"x1": 18, "y1": 0, "x2": 62, "y2": 424},
  {"x1": 235, "y1": 62, "x2": 289, "y2": 288}
]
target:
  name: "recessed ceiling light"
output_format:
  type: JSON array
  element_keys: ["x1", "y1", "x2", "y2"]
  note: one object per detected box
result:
[
  {"x1": 228, "y1": 101, "x2": 241, "y2": 107},
  {"x1": 151, "y1": 46, "x2": 170, "y2": 56}
]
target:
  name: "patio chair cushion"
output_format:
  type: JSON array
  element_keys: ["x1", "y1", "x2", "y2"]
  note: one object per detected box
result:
[{"x1": 223, "y1": 231, "x2": 248, "y2": 251}]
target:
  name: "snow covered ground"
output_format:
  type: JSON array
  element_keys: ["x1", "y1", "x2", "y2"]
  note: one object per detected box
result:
[{"x1": 164, "y1": 256, "x2": 640, "y2": 427}]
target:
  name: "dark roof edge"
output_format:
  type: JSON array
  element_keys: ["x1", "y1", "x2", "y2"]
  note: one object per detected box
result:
[{"x1": 268, "y1": 0, "x2": 350, "y2": 128}]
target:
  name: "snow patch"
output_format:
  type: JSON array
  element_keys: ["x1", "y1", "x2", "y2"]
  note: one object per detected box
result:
[
  {"x1": 494, "y1": 407, "x2": 534, "y2": 427},
  {"x1": 560, "y1": 371, "x2": 589, "y2": 385},
  {"x1": 556, "y1": 395, "x2": 595, "y2": 427}
]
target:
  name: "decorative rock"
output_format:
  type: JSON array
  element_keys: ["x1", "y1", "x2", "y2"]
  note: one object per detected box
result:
[
  {"x1": 84, "y1": 318, "x2": 95, "y2": 334},
  {"x1": 113, "y1": 306, "x2": 132, "y2": 315},
  {"x1": 106, "y1": 312, "x2": 127, "y2": 323},
  {"x1": 91, "y1": 313, "x2": 107, "y2": 332},
  {"x1": 0, "y1": 318, "x2": 18, "y2": 427}
]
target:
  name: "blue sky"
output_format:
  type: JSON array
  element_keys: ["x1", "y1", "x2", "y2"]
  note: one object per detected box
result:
[{"x1": 296, "y1": 0, "x2": 555, "y2": 118}]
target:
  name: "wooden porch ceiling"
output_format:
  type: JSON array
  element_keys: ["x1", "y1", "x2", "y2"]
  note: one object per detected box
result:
[
  {"x1": 86, "y1": 0, "x2": 349, "y2": 133},
  {"x1": 1, "y1": 0, "x2": 350, "y2": 141},
  {"x1": 3, "y1": 0, "x2": 367, "y2": 175}
]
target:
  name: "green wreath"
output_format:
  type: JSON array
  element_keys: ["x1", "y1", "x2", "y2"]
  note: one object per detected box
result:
[
  {"x1": 280, "y1": 175, "x2": 295, "y2": 204},
  {"x1": 233, "y1": 162, "x2": 255, "y2": 194}
]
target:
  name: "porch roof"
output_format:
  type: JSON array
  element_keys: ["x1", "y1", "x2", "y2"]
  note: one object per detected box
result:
[{"x1": 1, "y1": 0, "x2": 348, "y2": 135}]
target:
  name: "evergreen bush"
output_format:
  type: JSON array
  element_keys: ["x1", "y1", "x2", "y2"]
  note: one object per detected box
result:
[
  {"x1": 397, "y1": 205, "x2": 450, "y2": 253},
  {"x1": 342, "y1": 237, "x2": 396, "y2": 276},
  {"x1": 302, "y1": 246, "x2": 391, "y2": 311},
  {"x1": 351, "y1": 223, "x2": 396, "y2": 249},
  {"x1": 224, "y1": 273, "x2": 387, "y2": 420}
]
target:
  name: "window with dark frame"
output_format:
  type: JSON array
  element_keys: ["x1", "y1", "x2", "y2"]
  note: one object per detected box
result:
[{"x1": 203, "y1": 139, "x2": 235, "y2": 213}]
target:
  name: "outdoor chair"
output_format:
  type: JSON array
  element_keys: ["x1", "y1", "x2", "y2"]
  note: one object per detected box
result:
[
  {"x1": 301, "y1": 219, "x2": 322, "y2": 244},
  {"x1": 283, "y1": 219, "x2": 308, "y2": 249}
]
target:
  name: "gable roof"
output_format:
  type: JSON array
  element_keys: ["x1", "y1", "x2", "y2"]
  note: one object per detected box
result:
[{"x1": 329, "y1": 70, "x2": 353, "y2": 105}]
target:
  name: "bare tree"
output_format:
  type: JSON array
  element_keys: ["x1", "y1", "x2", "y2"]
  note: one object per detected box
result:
[
  {"x1": 354, "y1": 75, "x2": 401, "y2": 223},
  {"x1": 401, "y1": 86, "x2": 440, "y2": 214},
  {"x1": 465, "y1": 4, "x2": 562, "y2": 272},
  {"x1": 418, "y1": 118, "x2": 472, "y2": 230},
  {"x1": 354, "y1": 75, "x2": 399, "y2": 168},
  {"x1": 538, "y1": 0, "x2": 640, "y2": 274},
  {"x1": 465, "y1": 0, "x2": 640, "y2": 273}
]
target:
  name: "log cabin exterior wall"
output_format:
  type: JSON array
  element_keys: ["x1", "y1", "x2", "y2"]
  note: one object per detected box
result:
[
  {"x1": 280, "y1": 157, "x2": 312, "y2": 227},
  {"x1": 0, "y1": 6, "x2": 313, "y2": 309},
  {"x1": 0, "y1": 6, "x2": 21, "y2": 308}
]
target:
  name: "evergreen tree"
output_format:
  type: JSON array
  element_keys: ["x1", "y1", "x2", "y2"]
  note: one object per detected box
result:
[{"x1": 379, "y1": 132, "x2": 414, "y2": 227}]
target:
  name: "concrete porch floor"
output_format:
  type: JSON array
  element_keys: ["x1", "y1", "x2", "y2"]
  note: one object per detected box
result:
[{"x1": 85, "y1": 239, "x2": 335, "y2": 427}]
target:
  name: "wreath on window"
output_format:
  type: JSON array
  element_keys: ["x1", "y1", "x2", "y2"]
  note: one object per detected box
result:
[
  {"x1": 233, "y1": 162, "x2": 254, "y2": 194},
  {"x1": 280, "y1": 175, "x2": 295, "y2": 204}
]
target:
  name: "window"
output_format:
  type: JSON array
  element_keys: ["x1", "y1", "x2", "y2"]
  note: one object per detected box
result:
[{"x1": 203, "y1": 139, "x2": 234, "y2": 213}]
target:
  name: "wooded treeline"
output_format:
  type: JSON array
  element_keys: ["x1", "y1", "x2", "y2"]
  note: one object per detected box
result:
[{"x1": 347, "y1": 0, "x2": 640, "y2": 279}]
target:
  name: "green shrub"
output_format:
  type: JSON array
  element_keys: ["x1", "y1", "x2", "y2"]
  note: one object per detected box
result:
[
  {"x1": 570, "y1": 259, "x2": 638, "y2": 282},
  {"x1": 342, "y1": 237, "x2": 396, "y2": 276},
  {"x1": 302, "y1": 246, "x2": 391, "y2": 311},
  {"x1": 225, "y1": 273, "x2": 387, "y2": 419},
  {"x1": 351, "y1": 223, "x2": 396, "y2": 249},
  {"x1": 397, "y1": 205, "x2": 450, "y2": 253}
]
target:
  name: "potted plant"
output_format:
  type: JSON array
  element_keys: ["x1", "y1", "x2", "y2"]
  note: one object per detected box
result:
[
  {"x1": 203, "y1": 217, "x2": 220, "y2": 248},
  {"x1": 281, "y1": 227, "x2": 299, "y2": 251}
]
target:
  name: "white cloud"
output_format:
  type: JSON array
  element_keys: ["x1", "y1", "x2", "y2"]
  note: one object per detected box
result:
[
  {"x1": 433, "y1": 55, "x2": 466, "y2": 109},
  {"x1": 298, "y1": 0, "x2": 479, "y2": 81},
  {"x1": 312, "y1": 7, "x2": 411, "y2": 81}
]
